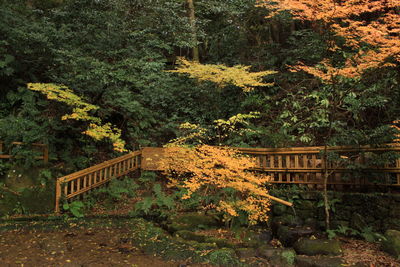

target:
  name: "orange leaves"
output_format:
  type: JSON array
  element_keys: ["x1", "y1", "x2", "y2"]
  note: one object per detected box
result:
[
  {"x1": 160, "y1": 145, "x2": 271, "y2": 224},
  {"x1": 258, "y1": 0, "x2": 400, "y2": 81}
]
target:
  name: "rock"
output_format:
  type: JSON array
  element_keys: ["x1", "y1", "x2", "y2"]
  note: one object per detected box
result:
[
  {"x1": 382, "y1": 229, "x2": 400, "y2": 259},
  {"x1": 293, "y1": 238, "x2": 342, "y2": 256},
  {"x1": 206, "y1": 248, "x2": 240, "y2": 266},
  {"x1": 295, "y1": 255, "x2": 344, "y2": 267},
  {"x1": 237, "y1": 228, "x2": 273, "y2": 247},
  {"x1": 204, "y1": 237, "x2": 236, "y2": 248},
  {"x1": 235, "y1": 247, "x2": 257, "y2": 259},
  {"x1": 271, "y1": 215, "x2": 302, "y2": 234},
  {"x1": 277, "y1": 225, "x2": 316, "y2": 247},
  {"x1": 168, "y1": 212, "x2": 219, "y2": 232},
  {"x1": 174, "y1": 230, "x2": 206, "y2": 242},
  {"x1": 257, "y1": 246, "x2": 296, "y2": 266}
]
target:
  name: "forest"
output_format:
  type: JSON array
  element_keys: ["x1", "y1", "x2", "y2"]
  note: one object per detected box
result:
[{"x1": 0, "y1": 0, "x2": 400, "y2": 266}]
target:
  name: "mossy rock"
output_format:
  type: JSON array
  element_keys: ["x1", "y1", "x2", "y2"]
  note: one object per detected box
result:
[
  {"x1": 168, "y1": 212, "x2": 220, "y2": 232},
  {"x1": 277, "y1": 225, "x2": 316, "y2": 247},
  {"x1": 382, "y1": 230, "x2": 400, "y2": 259},
  {"x1": 130, "y1": 218, "x2": 241, "y2": 265},
  {"x1": 207, "y1": 248, "x2": 241, "y2": 266},
  {"x1": 174, "y1": 230, "x2": 206, "y2": 242},
  {"x1": 257, "y1": 246, "x2": 296, "y2": 266},
  {"x1": 204, "y1": 236, "x2": 237, "y2": 249},
  {"x1": 235, "y1": 247, "x2": 257, "y2": 259},
  {"x1": 235, "y1": 228, "x2": 273, "y2": 248},
  {"x1": 293, "y1": 238, "x2": 342, "y2": 256},
  {"x1": 295, "y1": 255, "x2": 344, "y2": 267}
]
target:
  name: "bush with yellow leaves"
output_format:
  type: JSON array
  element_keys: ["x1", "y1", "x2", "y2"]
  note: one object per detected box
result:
[{"x1": 160, "y1": 145, "x2": 271, "y2": 225}]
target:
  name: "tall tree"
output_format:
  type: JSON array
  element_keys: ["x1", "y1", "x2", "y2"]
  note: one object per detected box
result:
[
  {"x1": 187, "y1": 0, "x2": 200, "y2": 61},
  {"x1": 258, "y1": 0, "x2": 400, "y2": 229}
]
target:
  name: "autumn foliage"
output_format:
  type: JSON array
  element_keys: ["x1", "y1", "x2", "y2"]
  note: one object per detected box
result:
[
  {"x1": 27, "y1": 83, "x2": 127, "y2": 152},
  {"x1": 159, "y1": 145, "x2": 271, "y2": 224},
  {"x1": 168, "y1": 57, "x2": 277, "y2": 92},
  {"x1": 258, "y1": 0, "x2": 400, "y2": 81}
]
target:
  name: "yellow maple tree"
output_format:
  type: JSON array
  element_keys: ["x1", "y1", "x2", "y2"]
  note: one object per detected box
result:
[
  {"x1": 159, "y1": 145, "x2": 272, "y2": 224},
  {"x1": 27, "y1": 83, "x2": 126, "y2": 152},
  {"x1": 168, "y1": 57, "x2": 277, "y2": 92}
]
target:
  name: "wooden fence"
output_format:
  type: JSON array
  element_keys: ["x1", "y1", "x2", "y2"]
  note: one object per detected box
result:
[
  {"x1": 55, "y1": 150, "x2": 141, "y2": 213},
  {"x1": 238, "y1": 144, "x2": 400, "y2": 187},
  {"x1": 0, "y1": 141, "x2": 48, "y2": 163},
  {"x1": 54, "y1": 144, "x2": 400, "y2": 213}
]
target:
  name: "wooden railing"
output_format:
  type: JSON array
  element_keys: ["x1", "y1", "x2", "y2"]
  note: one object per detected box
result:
[
  {"x1": 54, "y1": 144, "x2": 400, "y2": 213},
  {"x1": 0, "y1": 141, "x2": 48, "y2": 163},
  {"x1": 55, "y1": 150, "x2": 141, "y2": 213},
  {"x1": 238, "y1": 144, "x2": 400, "y2": 187}
]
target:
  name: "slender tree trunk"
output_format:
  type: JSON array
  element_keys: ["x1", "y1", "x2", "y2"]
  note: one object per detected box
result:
[
  {"x1": 323, "y1": 144, "x2": 330, "y2": 230},
  {"x1": 187, "y1": 0, "x2": 199, "y2": 61}
]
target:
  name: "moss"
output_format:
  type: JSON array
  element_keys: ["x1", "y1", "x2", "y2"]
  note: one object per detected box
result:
[
  {"x1": 207, "y1": 248, "x2": 241, "y2": 266},
  {"x1": 258, "y1": 246, "x2": 296, "y2": 266},
  {"x1": 167, "y1": 212, "x2": 220, "y2": 232},
  {"x1": 204, "y1": 236, "x2": 237, "y2": 248},
  {"x1": 383, "y1": 230, "x2": 400, "y2": 259},
  {"x1": 174, "y1": 230, "x2": 206, "y2": 242},
  {"x1": 130, "y1": 218, "x2": 241, "y2": 265},
  {"x1": 235, "y1": 247, "x2": 257, "y2": 259},
  {"x1": 293, "y1": 238, "x2": 342, "y2": 256}
]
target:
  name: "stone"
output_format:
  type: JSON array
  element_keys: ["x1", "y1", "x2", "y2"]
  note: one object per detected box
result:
[
  {"x1": 382, "y1": 229, "x2": 400, "y2": 259},
  {"x1": 174, "y1": 230, "x2": 206, "y2": 242},
  {"x1": 235, "y1": 247, "x2": 257, "y2": 259},
  {"x1": 293, "y1": 238, "x2": 342, "y2": 256},
  {"x1": 277, "y1": 225, "x2": 316, "y2": 247},
  {"x1": 257, "y1": 246, "x2": 296, "y2": 266},
  {"x1": 237, "y1": 228, "x2": 273, "y2": 247},
  {"x1": 204, "y1": 237, "x2": 236, "y2": 249},
  {"x1": 167, "y1": 212, "x2": 220, "y2": 232},
  {"x1": 271, "y1": 215, "x2": 303, "y2": 234},
  {"x1": 206, "y1": 248, "x2": 240, "y2": 266},
  {"x1": 295, "y1": 255, "x2": 344, "y2": 267}
]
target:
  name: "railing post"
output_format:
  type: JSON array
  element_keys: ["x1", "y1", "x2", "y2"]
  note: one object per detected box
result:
[{"x1": 55, "y1": 179, "x2": 61, "y2": 214}]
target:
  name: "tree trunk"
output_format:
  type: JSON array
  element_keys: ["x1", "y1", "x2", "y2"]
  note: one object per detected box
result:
[
  {"x1": 187, "y1": 0, "x2": 199, "y2": 61},
  {"x1": 323, "y1": 144, "x2": 330, "y2": 230}
]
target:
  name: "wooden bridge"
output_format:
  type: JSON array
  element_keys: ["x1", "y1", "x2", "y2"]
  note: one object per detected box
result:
[{"x1": 54, "y1": 144, "x2": 400, "y2": 213}]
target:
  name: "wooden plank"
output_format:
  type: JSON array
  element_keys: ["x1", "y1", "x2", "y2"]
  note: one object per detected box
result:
[
  {"x1": 58, "y1": 151, "x2": 141, "y2": 183},
  {"x1": 278, "y1": 155, "x2": 282, "y2": 181},
  {"x1": 55, "y1": 180, "x2": 62, "y2": 213},
  {"x1": 397, "y1": 159, "x2": 400, "y2": 185}
]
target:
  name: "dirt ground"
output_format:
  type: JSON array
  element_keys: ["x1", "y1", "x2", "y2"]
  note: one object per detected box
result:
[{"x1": 0, "y1": 226, "x2": 211, "y2": 267}]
